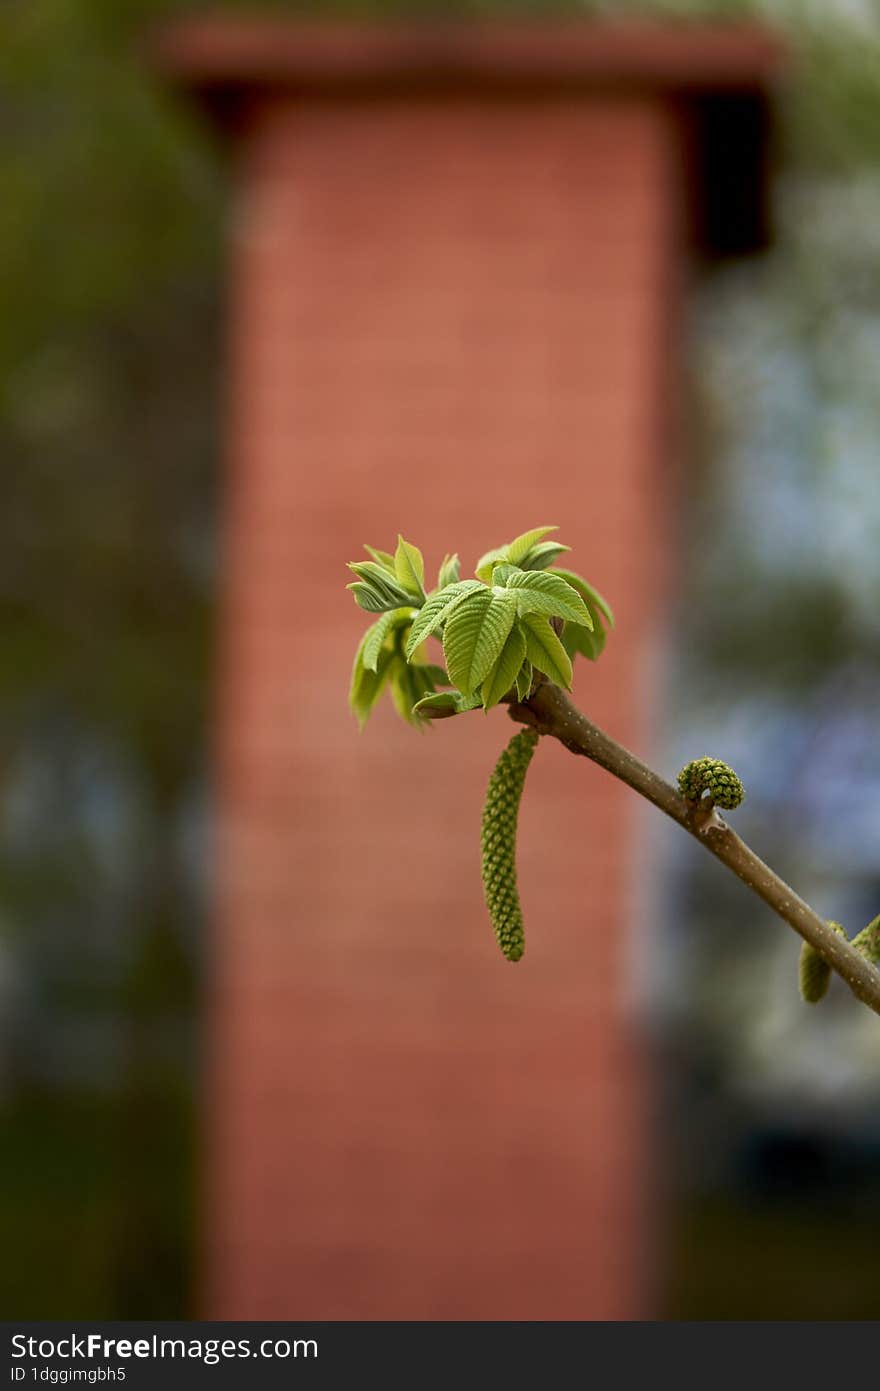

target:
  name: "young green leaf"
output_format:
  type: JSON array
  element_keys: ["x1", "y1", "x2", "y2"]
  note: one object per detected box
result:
[
  {"x1": 514, "y1": 661, "x2": 533, "y2": 702},
  {"x1": 363, "y1": 545, "x2": 397, "y2": 574},
  {"x1": 349, "y1": 644, "x2": 393, "y2": 728},
  {"x1": 412, "y1": 689, "x2": 482, "y2": 719},
  {"x1": 413, "y1": 660, "x2": 438, "y2": 692},
  {"x1": 442, "y1": 588, "x2": 517, "y2": 696},
  {"x1": 388, "y1": 659, "x2": 420, "y2": 726},
  {"x1": 481, "y1": 623, "x2": 527, "y2": 711},
  {"x1": 349, "y1": 625, "x2": 370, "y2": 701},
  {"x1": 348, "y1": 561, "x2": 415, "y2": 610},
  {"x1": 419, "y1": 663, "x2": 449, "y2": 686},
  {"x1": 361, "y1": 610, "x2": 404, "y2": 671},
  {"x1": 518, "y1": 541, "x2": 570, "y2": 570},
  {"x1": 553, "y1": 568, "x2": 614, "y2": 627},
  {"x1": 437, "y1": 553, "x2": 460, "y2": 588},
  {"x1": 503, "y1": 570, "x2": 593, "y2": 627},
  {"x1": 348, "y1": 560, "x2": 406, "y2": 591},
  {"x1": 404, "y1": 580, "x2": 484, "y2": 658},
  {"x1": 520, "y1": 614, "x2": 573, "y2": 690},
  {"x1": 505, "y1": 526, "x2": 558, "y2": 566},
  {"x1": 474, "y1": 547, "x2": 508, "y2": 584},
  {"x1": 384, "y1": 647, "x2": 439, "y2": 728},
  {"x1": 394, "y1": 535, "x2": 426, "y2": 600},
  {"x1": 553, "y1": 569, "x2": 612, "y2": 663},
  {"x1": 348, "y1": 581, "x2": 399, "y2": 614},
  {"x1": 562, "y1": 620, "x2": 605, "y2": 663},
  {"x1": 490, "y1": 563, "x2": 522, "y2": 586}
]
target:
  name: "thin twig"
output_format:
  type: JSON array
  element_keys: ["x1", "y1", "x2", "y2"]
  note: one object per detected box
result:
[{"x1": 507, "y1": 682, "x2": 880, "y2": 1017}]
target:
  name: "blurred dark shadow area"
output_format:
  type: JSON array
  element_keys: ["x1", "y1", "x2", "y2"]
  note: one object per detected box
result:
[
  {"x1": 2, "y1": 0, "x2": 880, "y2": 1320},
  {"x1": 0, "y1": 0, "x2": 224, "y2": 1316}
]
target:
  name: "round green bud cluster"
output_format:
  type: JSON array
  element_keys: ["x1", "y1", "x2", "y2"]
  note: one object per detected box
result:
[
  {"x1": 677, "y1": 756, "x2": 744, "y2": 811},
  {"x1": 480, "y1": 729, "x2": 539, "y2": 962},
  {"x1": 799, "y1": 921, "x2": 848, "y2": 1004}
]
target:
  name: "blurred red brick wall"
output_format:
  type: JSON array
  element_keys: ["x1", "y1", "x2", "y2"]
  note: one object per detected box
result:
[{"x1": 204, "y1": 88, "x2": 681, "y2": 1320}]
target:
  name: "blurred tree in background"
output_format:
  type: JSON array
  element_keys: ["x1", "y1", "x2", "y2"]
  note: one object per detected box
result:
[
  {"x1": 0, "y1": 0, "x2": 223, "y2": 1317},
  {"x1": 1, "y1": 0, "x2": 879, "y2": 1317}
]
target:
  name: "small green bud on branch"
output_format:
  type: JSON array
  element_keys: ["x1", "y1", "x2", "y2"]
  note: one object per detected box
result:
[{"x1": 677, "y1": 757, "x2": 744, "y2": 811}]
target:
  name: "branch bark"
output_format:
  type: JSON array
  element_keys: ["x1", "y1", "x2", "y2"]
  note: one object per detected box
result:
[{"x1": 507, "y1": 682, "x2": 880, "y2": 1017}]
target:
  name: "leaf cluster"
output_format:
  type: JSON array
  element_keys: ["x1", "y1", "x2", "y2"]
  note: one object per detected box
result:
[{"x1": 347, "y1": 528, "x2": 613, "y2": 727}]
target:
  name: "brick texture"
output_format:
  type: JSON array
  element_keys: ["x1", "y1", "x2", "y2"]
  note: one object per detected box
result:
[{"x1": 206, "y1": 92, "x2": 683, "y2": 1319}]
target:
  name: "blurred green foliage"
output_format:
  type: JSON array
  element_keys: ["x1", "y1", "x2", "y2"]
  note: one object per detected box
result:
[
  {"x1": 2, "y1": 0, "x2": 880, "y2": 1318},
  {"x1": 0, "y1": 0, "x2": 222, "y2": 1317}
]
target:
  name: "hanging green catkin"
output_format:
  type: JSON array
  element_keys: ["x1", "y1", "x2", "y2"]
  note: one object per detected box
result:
[
  {"x1": 481, "y1": 728, "x2": 539, "y2": 962},
  {"x1": 677, "y1": 756, "x2": 744, "y2": 811},
  {"x1": 799, "y1": 921, "x2": 848, "y2": 1004},
  {"x1": 851, "y1": 913, "x2": 880, "y2": 967}
]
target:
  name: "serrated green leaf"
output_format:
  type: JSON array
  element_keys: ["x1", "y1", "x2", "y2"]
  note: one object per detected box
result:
[
  {"x1": 561, "y1": 621, "x2": 605, "y2": 662},
  {"x1": 514, "y1": 661, "x2": 533, "y2": 702},
  {"x1": 553, "y1": 568, "x2": 614, "y2": 627},
  {"x1": 411, "y1": 661, "x2": 439, "y2": 696},
  {"x1": 412, "y1": 689, "x2": 482, "y2": 719},
  {"x1": 506, "y1": 526, "x2": 558, "y2": 566},
  {"x1": 475, "y1": 546, "x2": 508, "y2": 584},
  {"x1": 503, "y1": 570, "x2": 592, "y2": 627},
  {"x1": 362, "y1": 611, "x2": 397, "y2": 671},
  {"x1": 404, "y1": 580, "x2": 484, "y2": 658},
  {"x1": 383, "y1": 651, "x2": 438, "y2": 728},
  {"x1": 348, "y1": 560, "x2": 404, "y2": 590},
  {"x1": 519, "y1": 541, "x2": 570, "y2": 570},
  {"x1": 349, "y1": 644, "x2": 393, "y2": 727},
  {"x1": 348, "y1": 581, "x2": 398, "y2": 614},
  {"x1": 491, "y1": 563, "x2": 522, "y2": 586},
  {"x1": 552, "y1": 569, "x2": 612, "y2": 664},
  {"x1": 348, "y1": 561, "x2": 415, "y2": 610},
  {"x1": 521, "y1": 615, "x2": 573, "y2": 690},
  {"x1": 482, "y1": 623, "x2": 527, "y2": 710},
  {"x1": 437, "y1": 553, "x2": 460, "y2": 588},
  {"x1": 394, "y1": 535, "x2": 426, "y2": 600},
  {"x1": 349, "y1": 626, "x2": 370, "y2": 701},
  {"x1": 420, "y1": 663, "x2": 449, "y2": 685},
  {"x1": 363, "y1": 545, "x2": 397, "y2": 574},
  {"x1": 442, "y1": 588, "x2": 517, "y2": 696},
  {"x1": 388, "y1": 659, "x2": 420, "y2": 726}
]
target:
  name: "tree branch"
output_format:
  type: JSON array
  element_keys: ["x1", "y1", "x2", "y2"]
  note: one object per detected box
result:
[{"x1": 507, "y1": 682, "x2": 880, "y2": 1018}]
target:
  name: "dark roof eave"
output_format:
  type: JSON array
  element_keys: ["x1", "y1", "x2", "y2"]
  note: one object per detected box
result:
[
  {"x1": 147, "y1": 19, "x2": 787, "y2": 258},
  {"x1": 149, "y1": 18, "x2": 785, "y2": 97}
]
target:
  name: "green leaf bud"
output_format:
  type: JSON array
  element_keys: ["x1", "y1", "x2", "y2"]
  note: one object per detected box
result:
[{"x1": 677, "y1": 756, "x2": 744, "y2": 811}]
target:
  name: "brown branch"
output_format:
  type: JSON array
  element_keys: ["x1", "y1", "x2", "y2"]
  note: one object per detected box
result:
[{"x1": 507, "y1": 682, "x2": 880, "y2": 1018}]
